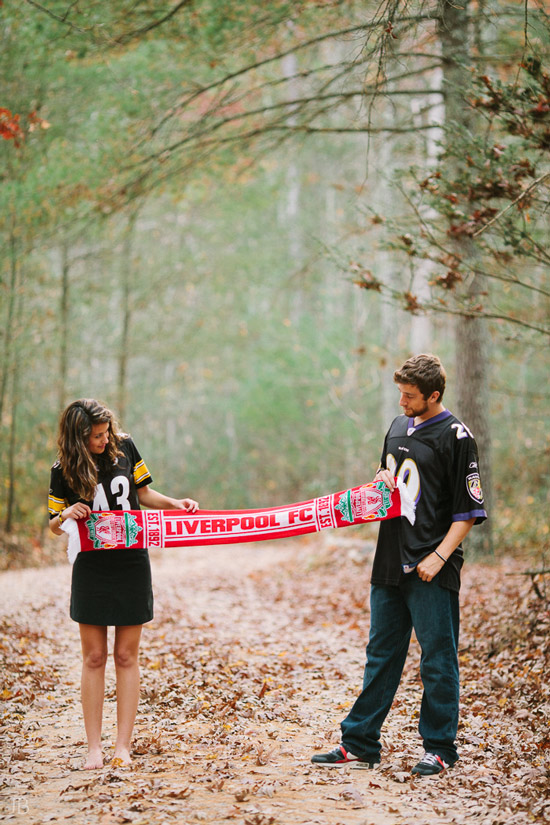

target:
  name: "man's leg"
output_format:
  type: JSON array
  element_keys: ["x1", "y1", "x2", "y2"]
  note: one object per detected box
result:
[
  {"x1": 338, "y1": 584, "x2": 412, "y2": 762},
  {"x1": 405, "y1": 575, "x2": 460, "y2": 766}
]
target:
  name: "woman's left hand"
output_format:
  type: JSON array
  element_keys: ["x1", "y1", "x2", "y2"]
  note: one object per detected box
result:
[{"x1": 178, "y1": 498, "x2": 199, "y2": 512}]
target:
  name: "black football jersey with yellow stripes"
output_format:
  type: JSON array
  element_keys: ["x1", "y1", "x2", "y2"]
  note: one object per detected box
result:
[
  {"x1": 372, "y1": 410, "x2": 487, "y2": 591},
  {"x1": 48, "y1": 436, "x2": 152, "y2": 517}
]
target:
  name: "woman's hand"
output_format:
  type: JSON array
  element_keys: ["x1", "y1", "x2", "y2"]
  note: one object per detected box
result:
[
  {"x1": 63, "y1": 502, "x2": 91, "y2": 521},
  {"x1": 50, "y1": 502, "x2": 91, "y2": 536},
  {"x1": 177, "y1": 498, "x2": 199, "y2": 513}
]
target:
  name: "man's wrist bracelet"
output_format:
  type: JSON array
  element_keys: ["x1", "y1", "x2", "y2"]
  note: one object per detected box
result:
[
  {"x1": 58, "y1": 511, "x2": 65, "y2": 524},
  {"x1": 434, "y1": 549, "x2": 447, "y2": 563}
]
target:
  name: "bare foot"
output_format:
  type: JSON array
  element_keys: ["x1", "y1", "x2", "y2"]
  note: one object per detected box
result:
[
  {"x1": 111, "y1": 746, "x2": 131, "y2": 766},
  {"x1": 83, "y1": 748, "x2": 104, "y2": 770}
]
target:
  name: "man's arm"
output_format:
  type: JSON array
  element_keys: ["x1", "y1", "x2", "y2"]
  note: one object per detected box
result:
[{"x1": 416, "y1": 518, "x2": 476, "y2": 583}]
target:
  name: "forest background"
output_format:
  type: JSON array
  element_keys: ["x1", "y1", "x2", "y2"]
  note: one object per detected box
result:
[{"x1": 1, "y1": 0, "x2": 549, "y2": 567}]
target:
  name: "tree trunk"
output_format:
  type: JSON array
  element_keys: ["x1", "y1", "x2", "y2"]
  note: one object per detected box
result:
[
  {"x1": 409, "y1": 67, "x2": 444, "y2": 353},
  {"x1": 281, "y1": 49, "x2": 303, "y2": 324},
  {"x1": 0, "y1": 226, "x2": 18, "y2": 424},
  {"x1": 5, "y1": 357, "x2": 20, "y2": 533},
  {"x1": 5, "y1": 261, "x2": 23, "y2": 533},
  {"x1": 438, "y1": 0, "x2": 493, "y2": 555},
  {"x1": 117, "y1": 211, "x2": 138, "y2": 420},
  {"x1": 58, "y1": 242, "x2": 70, "y2": 412}
]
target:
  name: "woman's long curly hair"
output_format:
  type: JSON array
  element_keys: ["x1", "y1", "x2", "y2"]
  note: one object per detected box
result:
[{"x1": 57, "y1": 399, "x2": 124, "y2": 501}]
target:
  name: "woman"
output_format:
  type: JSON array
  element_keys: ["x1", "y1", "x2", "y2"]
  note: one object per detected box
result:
[{"x1": 49, "y1": 399, "x2": 198, "y2": 770}]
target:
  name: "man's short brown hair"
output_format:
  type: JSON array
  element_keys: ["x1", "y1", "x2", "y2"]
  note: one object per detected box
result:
[{"x1": 393, "y1": 353, "x2": 446, "y2": 401}]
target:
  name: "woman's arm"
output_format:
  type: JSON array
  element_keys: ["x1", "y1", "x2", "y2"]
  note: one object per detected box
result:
[
  {"x1": 137, "y1": 486, "x2": 199, "y2": 512},
  {"x1": 49, "y1": 502, "x2": 92, "y2": 536}
]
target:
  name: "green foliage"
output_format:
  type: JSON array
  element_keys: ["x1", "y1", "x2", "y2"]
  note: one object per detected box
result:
[{"x1": 370, "y1": 57, "x2": 550, "y2": 335}]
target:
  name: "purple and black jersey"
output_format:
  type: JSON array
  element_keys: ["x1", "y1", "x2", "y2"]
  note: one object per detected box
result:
[{"x1": 371, "y1": 410, "x2": 487, "y2": 592}]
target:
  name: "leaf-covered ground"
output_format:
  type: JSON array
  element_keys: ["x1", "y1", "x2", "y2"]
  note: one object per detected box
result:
[{"x1": 1, "y1": 538, "x2": 549, "y2": 824}]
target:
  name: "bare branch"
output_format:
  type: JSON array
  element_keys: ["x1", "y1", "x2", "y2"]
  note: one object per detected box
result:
[
  {"x1": 129, "y1": 86, "x2": 444, "y2": 174},
  {"x1": 149, "y1": 14, "x2": 441, "y2": 138},
  {"x1": 472, "y1": 171, "x2": 550, "y2": 237},
  {"x1": 426, "y1": 255, "x2": 550, "y2": 299},
  {"x1": 396, "y1": 294, "x2": 550, "y2": 336},
  {"x1": 113, "y1": 0, "x2": 194, "y2": 45},
  {"x1": 268, "y1": 123, "x2": 438, "y2": 135},
  {"x1": 23, "y1": 0, "x2": 87, "y2": 33}
]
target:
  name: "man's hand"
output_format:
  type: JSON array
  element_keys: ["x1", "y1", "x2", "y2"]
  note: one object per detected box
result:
[
  {"x1": 416, "y1": 552, "x2": 446, "y2": 582},
  {"x1": 417, "y1": 519, "x2": 476, "y2": 582},
  {"x1": 374, "y1": 469, "x2": 396, "y2": 492}
]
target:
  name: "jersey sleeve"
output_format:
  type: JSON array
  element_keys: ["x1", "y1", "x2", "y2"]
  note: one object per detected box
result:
[
  {"x1": 48, "y1": 462, "x2": 69, "y2": 519},
  {"x1": 124, "y1": 437, "x2": 153, "y2": 489},
  {"x1": 450, "y1": 428, "x2": 487, "y2": 524},
  {"x1": 378, "y1": 429, "x2": 391, "y2": 473}
]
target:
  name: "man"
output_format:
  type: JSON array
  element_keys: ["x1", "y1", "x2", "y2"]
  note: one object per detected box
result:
[{"x1": 312, "y1": 354, "x2": 487, "y2": 776}]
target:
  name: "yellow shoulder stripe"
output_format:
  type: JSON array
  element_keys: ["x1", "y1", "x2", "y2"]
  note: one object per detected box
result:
[
  {"x1": 133, "y1": 460, "x2": 151, "y2": 485},
  {"x1": 48, "y1": 494, "x2": 68, "y2": 515}
]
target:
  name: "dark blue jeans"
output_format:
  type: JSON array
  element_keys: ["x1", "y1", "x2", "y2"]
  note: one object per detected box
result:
[{"x1": 340, "y1": 574, "x2": 460, "y2": 765}]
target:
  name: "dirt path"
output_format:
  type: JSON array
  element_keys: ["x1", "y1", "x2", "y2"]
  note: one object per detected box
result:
[{"x1": 1, "y1": 538, "x2": 549, "y2": 824}]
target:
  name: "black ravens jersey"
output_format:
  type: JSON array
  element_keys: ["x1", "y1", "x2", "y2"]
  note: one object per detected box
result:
[{"x1": 372, "y1": 410, "x2": 487, "y2": 592}]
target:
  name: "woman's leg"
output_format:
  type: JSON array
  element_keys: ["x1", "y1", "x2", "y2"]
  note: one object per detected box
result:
[
  {"x1": 113, "y1": 624, "x2": 143, "y2": 763},
  {"x1": 79, "y1": 624, "x2": 108, "y2": 769}
]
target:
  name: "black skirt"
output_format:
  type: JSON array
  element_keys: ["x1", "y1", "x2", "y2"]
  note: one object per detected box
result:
[{"x1": 70, "y1": 548, "x2": 154, "y2": 626}]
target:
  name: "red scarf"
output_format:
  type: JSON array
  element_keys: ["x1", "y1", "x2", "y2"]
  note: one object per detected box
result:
[{"x1": 62, "y1": 479, "x2": 414, "y2": 563}]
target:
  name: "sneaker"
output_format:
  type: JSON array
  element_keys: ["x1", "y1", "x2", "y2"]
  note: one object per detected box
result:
[
  {"x1": 411, "y1": 752, "x2": 455, "y2": 776},
  {"x1": 311, "y1": 745, "x2": 377, "y2": 768}
]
